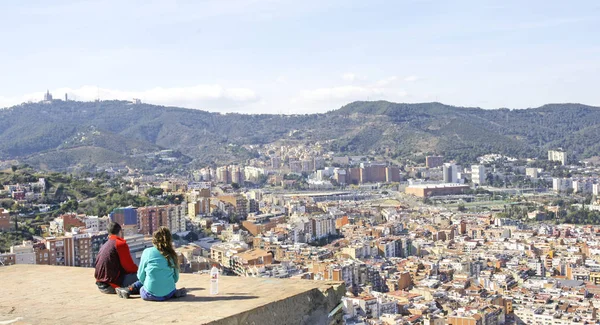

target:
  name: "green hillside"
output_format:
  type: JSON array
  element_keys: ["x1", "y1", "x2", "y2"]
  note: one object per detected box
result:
[{"x1": 0, "y1": 100, "x2": 599, "y2": 170}]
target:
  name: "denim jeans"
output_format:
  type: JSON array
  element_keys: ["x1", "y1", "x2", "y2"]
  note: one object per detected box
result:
[
  {"x1": 140, "y1": 286, "x2": 176, "y2": 301},
  {"x1": 121, "y1": 273, "x2": 139, "y2": 288},
  {"x1": 96, "y1": 273, "x2": 139, "y2": 294}
]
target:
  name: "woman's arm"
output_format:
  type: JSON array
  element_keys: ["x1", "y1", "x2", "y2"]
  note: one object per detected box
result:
[
  {"x1": 173, "y1": 262, "x2": 179, "y2": 284},
  {"x1": 137, "y1": 249, "x2": 148, "y2": 284}
]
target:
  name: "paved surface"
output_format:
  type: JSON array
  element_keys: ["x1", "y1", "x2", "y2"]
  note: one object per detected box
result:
[{"x1": 0, "y1": 265, "x2": 345, "y2": 325}]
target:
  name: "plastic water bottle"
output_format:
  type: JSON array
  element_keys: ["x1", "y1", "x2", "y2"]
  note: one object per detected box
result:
[{"x1": 210, "y1": 265, "x2": 219, "y2": 295}]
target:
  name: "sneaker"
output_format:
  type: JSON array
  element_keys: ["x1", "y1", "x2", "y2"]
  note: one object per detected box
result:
[
  {"x1": 116, "y1": 287, "x2": 131, "y2": 299},
  {"x1": 173, "y1": 288, "x2": 187, "y2": 298}
]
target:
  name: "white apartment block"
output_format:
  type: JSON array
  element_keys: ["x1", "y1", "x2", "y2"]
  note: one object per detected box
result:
[
  {"x1": 515, "y1": 306, "x2": 594, "y2": 325},
  {"x1": 312, "y1": 215, "x2": 336, "y2": 239},
  {"x1": 572, "y1": 179, "x2": 595, "y2": 194},
  {"x1": 553, "y1": 178, "x2": 573, "y2": 192},
  {"x1": 84, "y1": 216, "x2": 110, "y2": 233},
  {"x1": 471, "y1": 165, "x2": 486, "y2": 185},
  {"x1": 553, "y1": 177, "x2": 597, "y2": 193},
  {"x1": 378, "y1": 240, "x2": 397, "y2": 258},
  {"x1": 10, "y1": 242, "x2": 35, "y2": 264},
  {"x1": 594, "y1": 183, "x2": 600, "y2": 196},
  {"x1": 548, "y1": 150, "x2": 567, "y2": 165},
  {"x1": 443, "y1": 163, "x2": 458, "y2": 183},
  {"x1": 525, "y1": 168, "x2": 539, "y2": 178},
  {"x1": 243, "y1": 166, "x2": 265, "y2": 182}
]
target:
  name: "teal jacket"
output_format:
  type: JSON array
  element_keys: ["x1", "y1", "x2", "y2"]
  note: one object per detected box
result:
[{"x1": 137, "y1": 247, "x2": 179, "y2": 297}]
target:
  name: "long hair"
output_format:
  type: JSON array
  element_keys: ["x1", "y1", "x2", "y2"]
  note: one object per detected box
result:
[{"x1": 152, "y1": 227, "x2": 178, "y2": 269}]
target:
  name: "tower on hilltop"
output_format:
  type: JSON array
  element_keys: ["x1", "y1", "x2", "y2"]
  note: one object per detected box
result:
[{"x1": 43, "y1": 89, "x2": 53, "y2": 102}]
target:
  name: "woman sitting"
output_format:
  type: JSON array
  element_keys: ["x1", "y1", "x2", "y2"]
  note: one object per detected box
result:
[{"x1": 116, "y1": 227, "x2": 186, "y2": 300}]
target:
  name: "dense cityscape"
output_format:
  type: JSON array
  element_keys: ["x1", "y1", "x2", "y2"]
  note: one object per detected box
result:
[
  {"x1": 3, "y1": 137, "x2": 600, "y2": 324},
  {"x1": 2, "y1": 1, "x2": 599, "y2": 324}
]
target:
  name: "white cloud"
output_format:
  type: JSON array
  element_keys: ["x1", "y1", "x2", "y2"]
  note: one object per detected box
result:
[
  {"x1": 275, "y1": 76, "x2": 287, "y2": 84},
  {"x1": 404, "y1": 75, "x2": 419, "y2": 82},
  {"x1": 0, "y1": 84, "x2": 260, "y2": 110}
]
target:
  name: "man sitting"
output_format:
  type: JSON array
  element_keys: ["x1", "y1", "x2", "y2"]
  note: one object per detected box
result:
[{"x1": 94, "y1": 222, "x2": 139, "y2": 294}]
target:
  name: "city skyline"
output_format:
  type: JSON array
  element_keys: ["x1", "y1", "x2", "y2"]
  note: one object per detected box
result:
[{"x1": 0, "y1": 0, "x2": 599, "y2": 113}]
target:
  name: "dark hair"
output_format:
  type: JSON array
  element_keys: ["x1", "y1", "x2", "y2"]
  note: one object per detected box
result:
[
  {"x1": 108, "y1": 222, "x2": 122, "y2": 235},
  {"x1": 153, "y1": 227, "x2": 178, "y2": 269}
]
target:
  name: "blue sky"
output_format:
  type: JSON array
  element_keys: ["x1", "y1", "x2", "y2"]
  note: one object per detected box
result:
[{"x1": 0, "y1": 0, "x2": 598, "y2": 113}]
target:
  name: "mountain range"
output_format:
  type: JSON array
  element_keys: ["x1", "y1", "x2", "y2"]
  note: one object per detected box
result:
[{"x1": 0, "y1": 100, "x2": 599, "y2": 171}]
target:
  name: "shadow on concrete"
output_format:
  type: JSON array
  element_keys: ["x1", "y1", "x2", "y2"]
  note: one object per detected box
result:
[
  {"x1": 172, "y1": 295, "x2": 259, "y2": 302},
  {"x1": 184, "y1": 287, "x2": 205, "y2": 291}
]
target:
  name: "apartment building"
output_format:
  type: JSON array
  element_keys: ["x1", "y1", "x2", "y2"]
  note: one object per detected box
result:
[
  {"x1": 41, "y1": 231, "x2": 108, "y2": 267},
  {"x1": 0, "y1": 208, "x2": 10, "y2": 230},
  {"x1": 216, "y1": 166, "x2": 231, "y2": 184},
  {"x1": 526, "y1": 167, "x2": 539, "y2": 178},
  {"x1": 138, "y1": 204, "x2": 187, "y2": 235},
  {"x1": 443, "y1": 163, "x2": 459, "y2": 183},
  {"x1": 311, "y1": 215, "x2": 336, "y2": 240},
  {"x1": 188, "y1": 198, "x2": 210, "y2": 218},
  {"x1": 231, "y1": 249, "x2": 273, "y2": 276},
  {"x1": 109, "y1": 207, "x2": 138, "y2": 227},
  {"x1": 217, "y1": 195, "x2": 249, "y2": 218},
  {"x1": 549, "y1": 150, "x2": 567, "y2": 165},
  {"x1": 426, "y1": 156, "x2": 444, "y2": 168},
  {"x1": 385, "y1": 166, "x2": 401, "y2": 182},
  {"x1": 210, "y1": 241, "x2": 248, "y2": 269},
  {"x1": 45, "y1": 236, "x2": 74, "y2": 266},
  {"x1": 10, "y1": 241, "x2": 36, "y2": 264},
  {"x1": 84, "y1": 216, "x2": 110, "y2": 233},
  {"x1": 72, "y1": 232, "x2": 93, "y2": 267},
  {"x1": 0, "y1": 253, "x2": 15, "y2": 265},
  {"x1": 471, "y1": 165, "x2": 486, "y2": 185},
  {"x1": 359, "y1": 163, "x2": 387, "y2": 183},
  {"x1": 553, "y1": 178, "x2": 573, "y2": 192},
  {"x1": 242, "y1": 214, "x2": 283, "y2": 236},
  {"x1": 167, "y1": 204, "x2": 187, "y2": 233}
]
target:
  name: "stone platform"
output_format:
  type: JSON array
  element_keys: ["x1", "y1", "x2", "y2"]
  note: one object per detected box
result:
[{"x1": 0, "y1": 265, "x2": 345, "y2": 325}]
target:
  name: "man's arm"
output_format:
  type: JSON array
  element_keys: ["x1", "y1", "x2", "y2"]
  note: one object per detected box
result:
[{"x1": 115, "y1": 240, "x2": 138, "y2": 274}]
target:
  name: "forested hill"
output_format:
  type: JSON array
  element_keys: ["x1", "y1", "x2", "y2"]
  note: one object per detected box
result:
[{"x1": 0, "y1": 100, "x2": 599, "y2": 170}]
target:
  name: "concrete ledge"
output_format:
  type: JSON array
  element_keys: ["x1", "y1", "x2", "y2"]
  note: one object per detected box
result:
[{"x1": 0, "y1": 265, "x2": 345, "y2": 325}]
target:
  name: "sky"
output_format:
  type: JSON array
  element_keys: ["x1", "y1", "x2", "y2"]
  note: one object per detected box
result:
[{"x1": 0, "y1": 0, "x2": 599, "y2": 114}]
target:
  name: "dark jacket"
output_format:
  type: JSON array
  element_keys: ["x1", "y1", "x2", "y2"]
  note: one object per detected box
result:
[{"x1": 94, "y1": 235, "x2": 138, "y2": 288}]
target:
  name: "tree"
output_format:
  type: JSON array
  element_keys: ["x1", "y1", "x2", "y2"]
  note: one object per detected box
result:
[
  {"x1": 231, "y1": 182, "x2": 240, "y2": 190},
  {"x1": 0, "y1": 199, "x2": 15, "y2": 209},
  {"x1": 59, "y1": 200, "x2": 78, "y2": 213},
  {"x1": 146, "y1": 187, "x2": 164, "y2": 197}
]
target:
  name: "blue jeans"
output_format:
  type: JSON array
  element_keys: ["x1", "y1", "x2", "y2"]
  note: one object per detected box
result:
[
  {"x1": 97, "y1": 273, "x2": 138, "y2": 294},
  {"x1": 127, "y1": 280, "x2": 175, "y2": 301},
  {"x1": 121, "y1": 273, "x2": 139, "y2": 288},
  {"x1": 141, "y1": 286, "x2": 176, "y2": 301}
]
